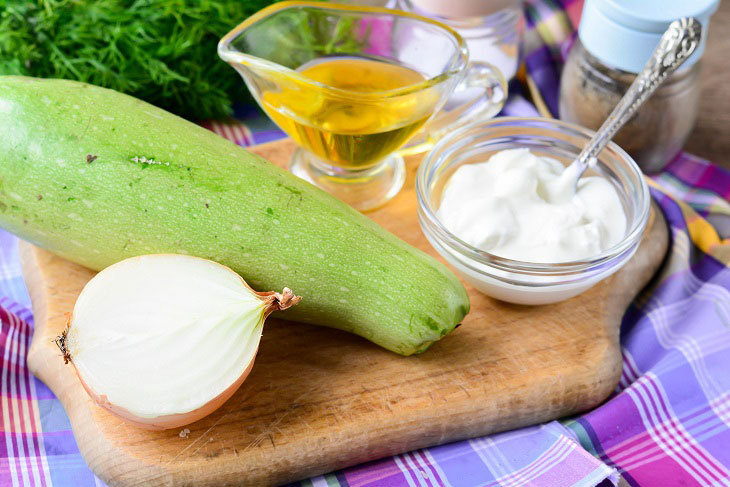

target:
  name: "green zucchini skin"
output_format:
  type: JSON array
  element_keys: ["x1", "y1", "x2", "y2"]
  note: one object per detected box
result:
[{"x1": 0, "y1": 76, "x2": 469, "y2": 355}]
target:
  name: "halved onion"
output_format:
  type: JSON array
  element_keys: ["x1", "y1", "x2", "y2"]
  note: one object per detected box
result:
[{"x1": 55, "y1": 254, "x2": 299, "y2": 430}]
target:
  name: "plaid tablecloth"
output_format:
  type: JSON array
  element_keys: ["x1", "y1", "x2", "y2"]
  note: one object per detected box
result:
[{"x1": 2, "y1": 1, "x2": 730, "y2": 486}]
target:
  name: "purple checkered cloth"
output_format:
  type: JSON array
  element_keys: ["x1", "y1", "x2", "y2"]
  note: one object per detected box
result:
[{"x1": 2, "y1": 1, "x2": 730, "y2": 486}]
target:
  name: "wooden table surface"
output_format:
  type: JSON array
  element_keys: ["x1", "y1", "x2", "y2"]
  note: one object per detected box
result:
[{"x1": 684, "y1": 1, "x2": 730, "y2": 169}]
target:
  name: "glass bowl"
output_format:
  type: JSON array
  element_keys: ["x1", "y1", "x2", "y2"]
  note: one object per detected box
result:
[{"x1": 416, "y1": 117, "x2": 651, "y2": 305}]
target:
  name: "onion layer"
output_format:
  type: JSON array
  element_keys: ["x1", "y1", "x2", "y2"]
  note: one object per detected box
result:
[{"x1": 56, "y1": 254, "x2": 299, "y2": 430}]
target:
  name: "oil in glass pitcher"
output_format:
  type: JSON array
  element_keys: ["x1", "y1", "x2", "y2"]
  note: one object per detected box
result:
[{"x1": 262, "y1": 56, "x2": 437, "y2": 169}]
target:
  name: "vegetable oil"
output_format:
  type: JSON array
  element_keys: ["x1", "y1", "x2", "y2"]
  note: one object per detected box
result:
[{"x1": 261, "y1": 56, "x2": 437, "y2": 169}]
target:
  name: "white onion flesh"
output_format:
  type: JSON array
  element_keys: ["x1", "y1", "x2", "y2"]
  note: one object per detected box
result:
[{"x1": 59, "y1": 254, "x2": 299, "y2": 430}]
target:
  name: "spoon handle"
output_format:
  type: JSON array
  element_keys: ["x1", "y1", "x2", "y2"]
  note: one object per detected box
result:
[{"x1": 574, "y1": 17, "x2": 702, "y2": 171}]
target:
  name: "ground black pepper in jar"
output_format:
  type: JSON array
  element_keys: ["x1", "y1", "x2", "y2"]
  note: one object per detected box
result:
[
  {"x1": 560, "y1": 40, "x2": 701, "y2": 173},
  {"x1": 558, "y1": 0, "x2": 718, "y2": 173}
]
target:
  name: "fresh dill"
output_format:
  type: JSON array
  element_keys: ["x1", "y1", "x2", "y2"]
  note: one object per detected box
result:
[{"x1": 0, "y1": 0, "x2": 277, "y2": 120}]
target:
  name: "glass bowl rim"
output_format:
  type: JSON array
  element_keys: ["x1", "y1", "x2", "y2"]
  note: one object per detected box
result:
[
  {"x1": 415, "y1": 116, "x2": 651, "y2": 275},
  {"x1": 217, "y1": 1, "x2": 469, "y2": 101}
]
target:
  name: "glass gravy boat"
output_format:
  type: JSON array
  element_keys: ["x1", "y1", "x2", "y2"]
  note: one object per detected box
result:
[{"x1": 219, "y1": 1, "x2": 506, "y2": 211}]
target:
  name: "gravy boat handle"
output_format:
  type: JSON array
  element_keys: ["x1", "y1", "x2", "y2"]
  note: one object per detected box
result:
[{"x1": 400, "y1": 61, "x2": 507, "y2": 156}]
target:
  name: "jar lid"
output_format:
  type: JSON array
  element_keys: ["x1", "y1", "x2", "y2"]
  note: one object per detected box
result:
[{"x1": 578, "y1": 0, "x2": 719, "y2": 73}]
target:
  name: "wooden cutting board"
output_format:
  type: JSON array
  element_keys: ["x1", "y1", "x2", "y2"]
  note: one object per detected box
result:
[{"x1": 22, "y1": 138, "x2": 668, "y2": 487}]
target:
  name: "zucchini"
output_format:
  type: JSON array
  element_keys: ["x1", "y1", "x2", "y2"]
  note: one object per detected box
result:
[{"x1": 0, "y1": 76, "x2": 469, "y2": 355}]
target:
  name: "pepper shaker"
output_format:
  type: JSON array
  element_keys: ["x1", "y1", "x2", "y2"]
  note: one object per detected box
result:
[{"x1": 559, "y1": 0, "x2": 719, "y2": 173}]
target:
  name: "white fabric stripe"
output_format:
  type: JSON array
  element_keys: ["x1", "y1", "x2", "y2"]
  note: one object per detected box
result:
[
  {"x1": 225, "y1": 123, "x2": 239, "y2": 144},
  {"x1": 646, "y1": 373, "x2": 730, "y2": 480},
  {"x1": 8, "y1": 314, "x2": 31, "y2": 487},
  {"x1": 618, "y1": 368, "x2": 631, "y2": 390},
  {"x1": 648, "y1": 329, "x2": 730, "y2": 382},
  {"x1": 27, "y1": 374, "x2": 50, "y2": 487},
  {"x1": 234, "y1": 124, "x2": 248, "y2": 145},
  {"x1": 241, "y1": 124, "x2": 254, "y2": 145},
  {"x1": 0, "y1": 298, "x2": 45, "y2": 484},
  {"x1": 660, "y1": 325, "x2": 730, "y2": 399},
  {"x1": 685, "y1": 267, "x2": 727, "y2": 302},
  {"x1": 654, "y1": 175, "x2": 730, "y2": 212},
  {"x1": 470, "y1": 435, "x2": 528, "y2": 483},
  {"x1": 234, "y1": 124, "x2": 250, "y2": 145},
  {"x1": 209, "y1": 122, "x2": 222, "y2": 137},
  {"x1": 404, "y1": 451, "x2": 438, "y2": 487},
  {"x1": 649, "y1": 277, "x2": 730, "y2": 333},
  {"x1": 477, "y1": 436, "x2": 521, "y2": 480},
  {"x1": 470, "y1": 423, "x2": 567, "y2": 485},
  {"x1": 618, "y1": 448, "x2": 730, "y2": 487},
  {"x1": 686, "y1": 270, "x2": 730, "y2": 316},
  {"x1": 620, "y1": 350, "x2": 641, "y2": 390},
  {"x1": 400, "y1": 451, "x2": 431, "y2": 487},
  {"x1": 607, "y1": 392, "x2": 730, "y2": 464},
  {"x1": 422, "y1": 449, "x2": 452, "y2": 487},
  {"x1": 409, "y1": 450, "x2": 442, "y2": 487},
  {"x1": 627, "y1": 377, "x2": 714, "y2": 485},
  {"x1": 638, "y1": 375, "x2": 723, "y2": 482},
  {"x1": 393, "y1": 454, "x2": 421, "y2": 487},
  {"x1": 496, "y1": 437, "x2": 575, "y2": 487},
  {"x1": 611, "y1": 410, "x2": 725, "y2": 466},
  {"x1": 617, "y1": 415, "x2": 730, "y2": 479},
  {"x1": 468, "y1": 438, "x2": 507, "y2": 483},
  {"x1": 481, "y1": 437, "x2": 516, "y2": 481},
  {"x1": 211, "y1": 121, "x2": 225, "y2": 138},
  {"x1": 0, "y1": 297, "x2": 32, "y2": 324},
  {"x1": 1, "y1": 315, "x2": 20, "y2": 486},
  {"x1": 619, "y1": 356, "x2": 637, "y2": 391},
  {"x1": 229, "y1": 123, "x2": 243, "y2": 143},
  {"x1": 231, "y1": 123, "x2": 245, "y2": 144},
  {"x1": 482, "y1": 433, "x2": 537, "y2": 485},
  {"x1": 642, "y1": 283, "x2": 730, "y2": 407},
  {"x1": 526, "y1": 437, "x2": 577, "y2": 484},
  {"x1": 710, "y1": 393, "x2": 730, "y2": 420},
  {"x1": 210, "y1": 121, "x2": 225, "y2": 138},
  {"x1": 17, "y1": 319, "x2": 42, "y2": 486},
  {"x1": 219, "y1": 123, "x2": 236, "y2": 144},
  {"x1": 489, "y1": 437, "x2": 571, "y2": 487},
  {"x1": 626, "y1": 384, "x2": 708, "y2": 483}
]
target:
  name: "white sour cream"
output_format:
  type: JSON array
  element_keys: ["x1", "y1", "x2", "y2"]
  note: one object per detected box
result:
[{"x1": 437, "y1": 149, "x2": 627, "y2": 263}]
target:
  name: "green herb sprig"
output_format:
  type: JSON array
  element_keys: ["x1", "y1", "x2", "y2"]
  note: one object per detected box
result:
[{"x1": 0, "y1": 0, "x2": 277, "y2": 120}]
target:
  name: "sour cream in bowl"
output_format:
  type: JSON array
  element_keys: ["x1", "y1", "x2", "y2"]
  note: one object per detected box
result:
[{"x1": 416, "y1": 117, "x2": 650, "y2": 305}]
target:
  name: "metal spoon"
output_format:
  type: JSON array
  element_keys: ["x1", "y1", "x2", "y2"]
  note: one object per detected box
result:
[{"x1": 545, "y1": 17, "x2": 703, "y2": 202}]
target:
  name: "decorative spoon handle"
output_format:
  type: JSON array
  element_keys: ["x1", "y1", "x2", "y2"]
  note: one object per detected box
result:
[{"x1": 574, "y1": 17, "x2": 702, "y2": 171}]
